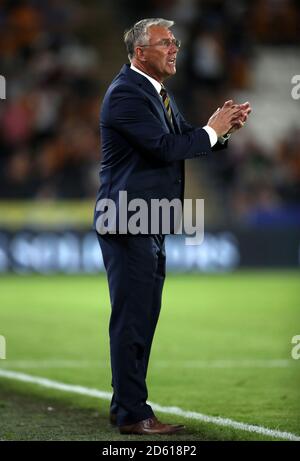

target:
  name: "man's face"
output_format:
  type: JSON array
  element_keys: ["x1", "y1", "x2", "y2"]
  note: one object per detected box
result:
[{"x1": 136, "y1": 26, "x2": 179, "y2": 82}]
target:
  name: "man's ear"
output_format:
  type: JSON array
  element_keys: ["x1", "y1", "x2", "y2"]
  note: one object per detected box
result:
[{"x1": 135, "y1": 47, "x2": 146, "y2": 62}]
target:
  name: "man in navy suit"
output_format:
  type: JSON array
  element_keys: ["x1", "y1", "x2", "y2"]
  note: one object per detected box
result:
[{"x1": 94, "y1": 18, "x2": 251, "y2": 435}]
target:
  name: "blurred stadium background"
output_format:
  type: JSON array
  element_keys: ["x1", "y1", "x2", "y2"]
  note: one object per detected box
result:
[
  {"x1": 0, "y1": 0, "x2": 300, "y2": 441},
  {"x1": 0, "y1": 0, "x2": 300, "y2": 272}
]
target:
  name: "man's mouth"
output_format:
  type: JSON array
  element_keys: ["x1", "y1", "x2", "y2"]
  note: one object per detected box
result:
[{"x1": 167, "y1": 58, "x2": 176, "y2": 65}]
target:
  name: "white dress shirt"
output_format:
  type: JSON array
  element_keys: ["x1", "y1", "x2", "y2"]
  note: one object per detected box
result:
[{"x1": 130, "y1": 64, "x2": 230, "y2": 147}]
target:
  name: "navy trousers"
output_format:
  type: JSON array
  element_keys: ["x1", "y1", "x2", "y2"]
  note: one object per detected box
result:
[{"x1": 97, "y1": 233, "x2": 166, "y2": 426}]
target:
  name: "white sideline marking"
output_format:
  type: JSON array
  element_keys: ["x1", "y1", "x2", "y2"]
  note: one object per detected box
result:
[
  {"x1": 0, "y1": 369, "x2": 299, "y2": 441},
  {"x1": 0, "y1": 359, "x2": 295, "y2": 369}
]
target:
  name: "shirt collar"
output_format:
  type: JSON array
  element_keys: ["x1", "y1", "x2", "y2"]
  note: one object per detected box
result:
[{"x1": 130, "y1": 64, "x2": 162, "y2": 94}]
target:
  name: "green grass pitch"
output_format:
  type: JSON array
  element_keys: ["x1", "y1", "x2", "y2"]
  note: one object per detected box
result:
[{"x1": 0, "y1": 271, "x2": 299, "y2": 441}]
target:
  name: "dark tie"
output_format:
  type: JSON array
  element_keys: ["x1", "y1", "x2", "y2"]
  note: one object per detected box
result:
[{"x1": 160, "y1": 87, "x2": 173, "y2": 127}]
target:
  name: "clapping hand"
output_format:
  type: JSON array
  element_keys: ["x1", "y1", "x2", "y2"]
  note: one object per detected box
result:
[
  {"x1": 224, "y1": 100, "x2": 252, "y2": 134},
  {"x1": 207, "y1": 99, "x2": 252, "y2": 137}
]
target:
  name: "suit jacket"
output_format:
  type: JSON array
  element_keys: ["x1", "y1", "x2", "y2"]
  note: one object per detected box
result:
[{"x1": 94, "y1": 64, "x2": 226, "y2": 234}]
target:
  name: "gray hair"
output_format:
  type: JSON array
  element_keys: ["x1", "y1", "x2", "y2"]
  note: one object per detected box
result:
[{"x1": 124, "y1": 18, "x2": 174, "y2": 61}]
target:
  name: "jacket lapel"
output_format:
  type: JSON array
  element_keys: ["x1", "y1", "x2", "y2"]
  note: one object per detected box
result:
[
  {"x1": 122, "y1": 64, "x2": 177, "y2": 133},
  {"x1": 168, "y1": 97, "x2": 181, "y2": 134}
]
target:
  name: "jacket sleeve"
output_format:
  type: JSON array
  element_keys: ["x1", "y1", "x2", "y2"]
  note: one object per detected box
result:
[
  {"x1": 104, "y1": 85, "x2": 213, "y2": 163},
  {"x1": 176, "y1": 110, "x2": 228, "y2": 151}
]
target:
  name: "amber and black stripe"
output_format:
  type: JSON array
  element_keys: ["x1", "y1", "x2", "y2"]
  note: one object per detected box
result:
[{"x1": 160, "y1": 87, "x2": 173, "y2": 126}]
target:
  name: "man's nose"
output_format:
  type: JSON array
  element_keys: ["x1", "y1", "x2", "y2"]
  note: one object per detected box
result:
[{"x1": 169, "y1": 44, "x2": 178, "y2": 52}]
